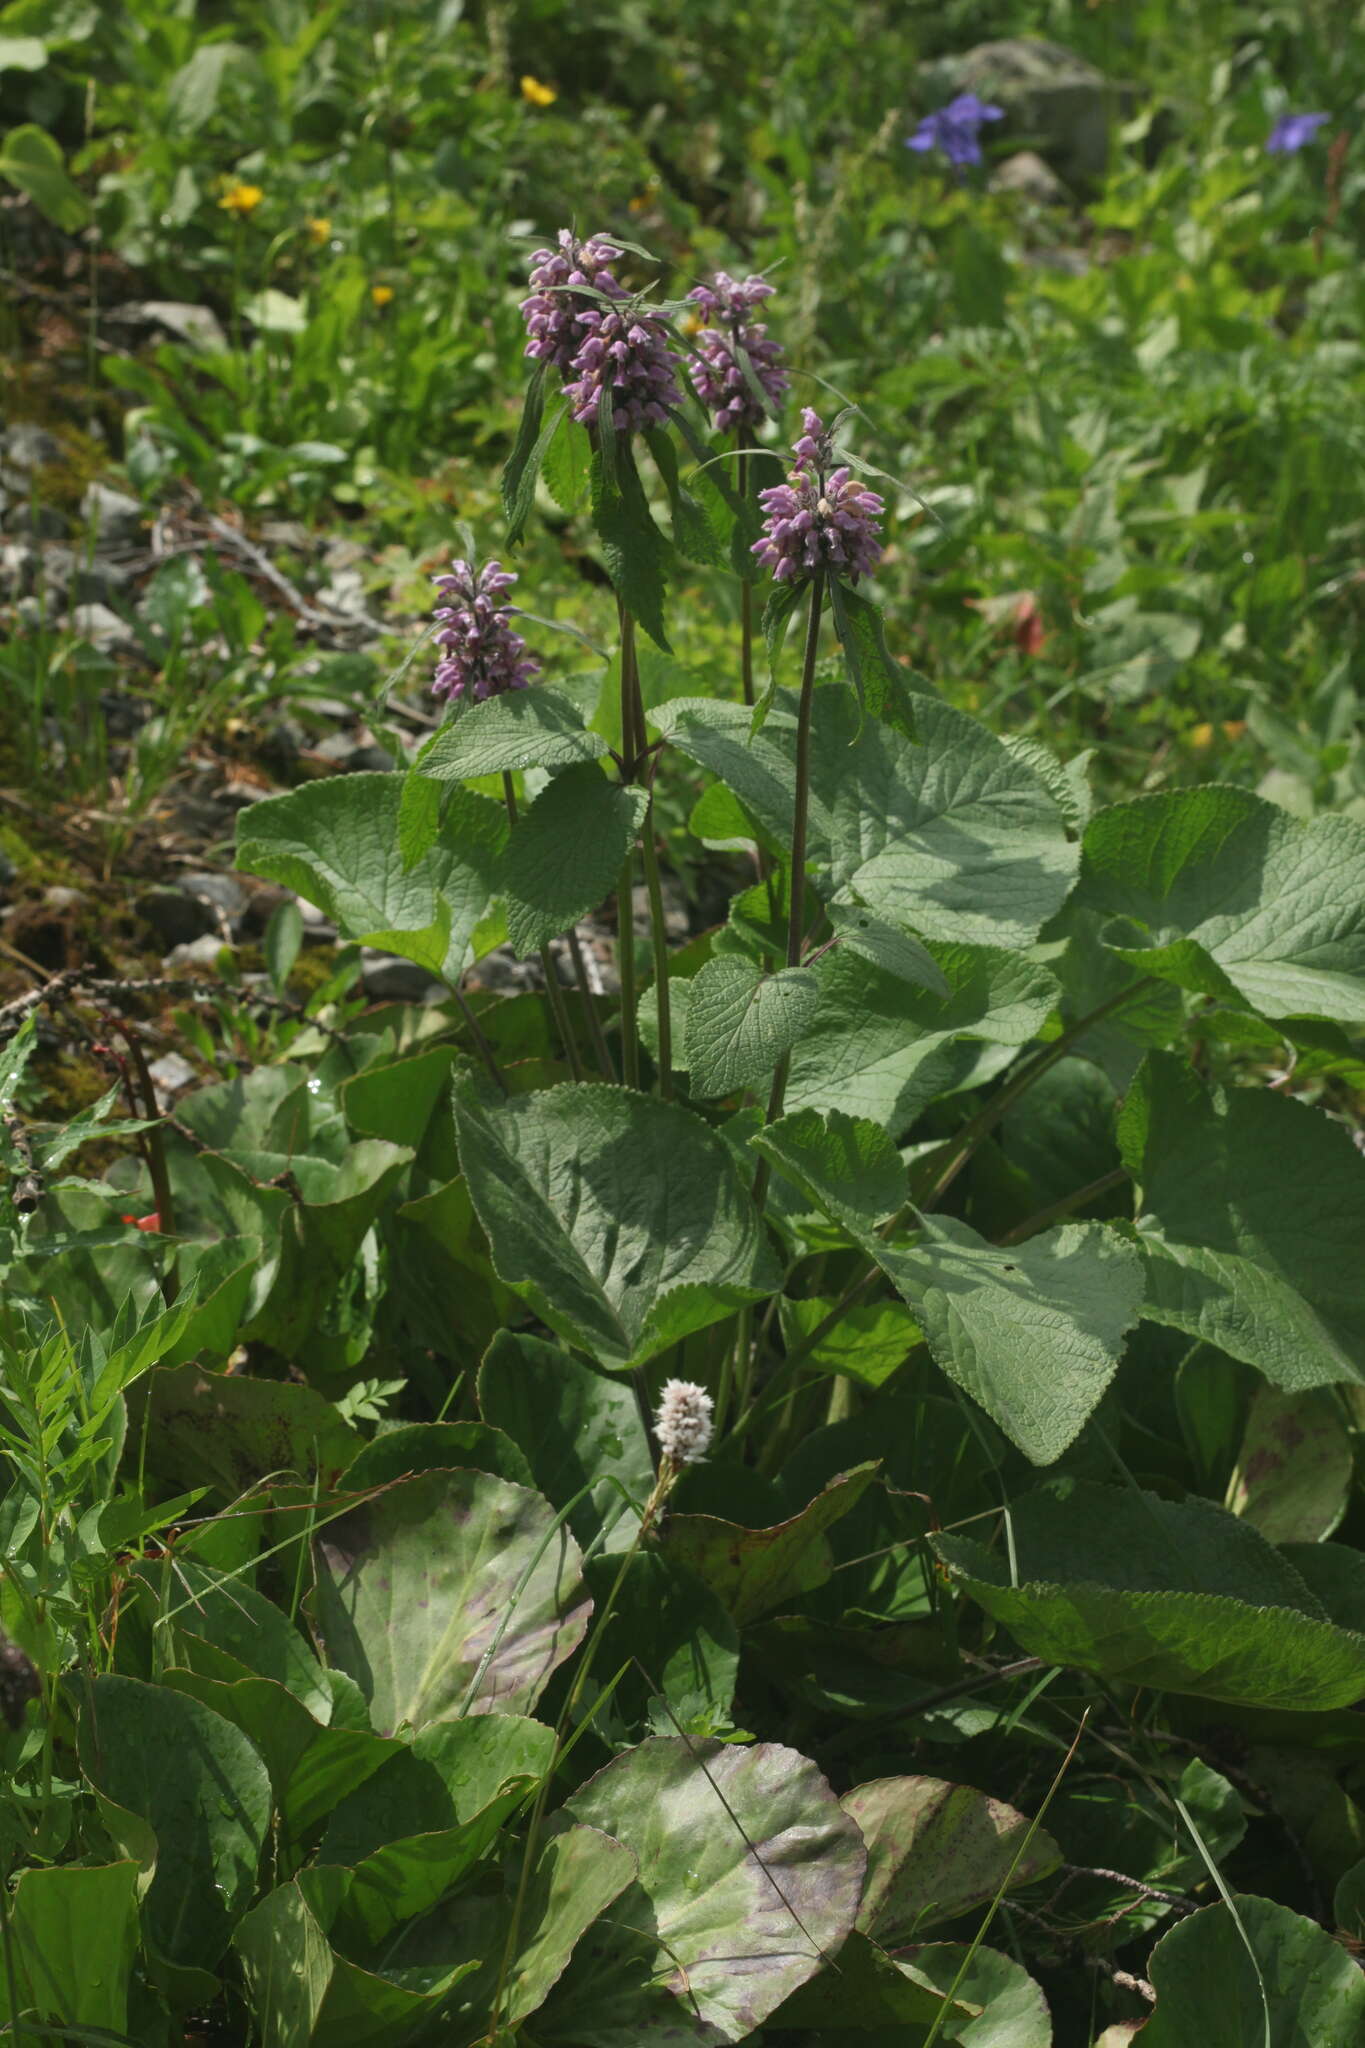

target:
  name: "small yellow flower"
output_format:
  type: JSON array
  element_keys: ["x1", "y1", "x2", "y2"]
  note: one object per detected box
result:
[
  {"x1": 219, "y1": 182, "x2": 264, "y2": 216},
  {"x1": 1190, "y1": 723, "x2": 1215, "y2": 749},
  {"x1": 520, "y1": 75, "x2": 557, "y2": 108},
  {"x1": 680, "y1": 310, "x2": 704, "y2": 337},
  {"x1": 305, "y1": 215, "x2": 332, "y2": 245},
  {"x1": 371, "y1": 283, "x2": 395, "y2": 307}
]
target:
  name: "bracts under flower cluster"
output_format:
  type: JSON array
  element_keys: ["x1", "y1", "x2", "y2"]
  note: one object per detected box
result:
[
  {"x1": 752, "y1": 408, "x2": 885, "y2": 585},
  {"x1": 431, "y1": 558, "x2": 540, "y2": 705}
]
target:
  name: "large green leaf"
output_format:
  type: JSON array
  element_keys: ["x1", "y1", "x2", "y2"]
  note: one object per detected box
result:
[
  {"x1": 933, "y1": 1478, "x2": 1365, "y2": 1709},
  {"x1": 657, "y1": 689, "x2": 1077, "y2": 948},
  {"x1": 591, "y1": 443, "x2": 673, "y2": 650},
  {"x1": 664, "y1": 1463, "x2": 880, "y2": 1625},
  {"x1": 769, "y1": 1929, "x2": 973, "y2": 2034},
  {"x1": 844, "y1": 1776, "x2": 1061, "y2": 1944},
  {"x1": 555, "y1": 1737, "x2": 866, "y2": 2043},
  {"x1": 1226, "y1": 1386, "x2": 1353, "y2": 1543},
  {"x1": 903, "y1": 1945, "x2": 1053, "y2": 2047},
  {"x1": 2, "y1": 1863, "x2": 140, "y2": 2034},
  {"x1": 1078, "y1": 785, "x2": 1365, "y2": 1022},
  {"x1": 782, "y1": 943, "x2": 1059, "y2": 1133},
  {"x1": 478, "y1": 1331, "x2": 653, "y2": 1552},
  {"x1": 236, "y1": 774, "x2": 507, "y2": 978},
  {"x1": 755, "y1": 1110, "x2": 1143, "y2": 1463},
  {"x1": 142, "y1": 1558, "x2": 331, "y2": 1718},
  {"x1": 1138, "y1": 1893, "x2": 1365, "y2": 2046},
  {"x1": 416, "y1": 687, "x2": 608, "y2": 779},
  {"x1": 452, "y1": 1075, "x2": 780, "y2": 1369},
  {"x1": 684, "y1": 954, "x2": 820, "y2": 1097},
  {"x1": 309, "y1": 1469, "x2": 589, "y2": 1731},
  {"x1": 162, "y1": 1668, "x2": 394, "y2": 1846},
  {"x1": 235, "y1": 1877, "x2": 477, "y2": 2048},
  {"x1": 1120, "y1": 1053, "x2": 1365, "y2": 1389},
  {"x1": 0, "y1": 121, "x2": 90, "y2": 231},
  {"x1": 78, "y1": 1675, "x2": 271, "y2": 1969},
  {"x1": 134, "y1": 1362, "x2": 362, "y2": 1495},
  {"x1": 504, "y1": 762, "x2": 647, "y2": 957}
]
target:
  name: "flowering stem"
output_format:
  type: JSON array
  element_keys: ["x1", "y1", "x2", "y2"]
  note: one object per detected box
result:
[
  {"x1": 566, "y1": 924, "x2": 616, "y2": 1081},
  {"x1": 639, "y1": 805, "x2": 673, "y2": 1099},
  {"x1": 751, "y1": 569, "x2": 825, "y2": 1211},
  {"x1": 502, "y1": 771, "x2": 584, "y2": 1083},
  {"x1": 738, "y1": 450, "x2": 755, "y2": 708}
]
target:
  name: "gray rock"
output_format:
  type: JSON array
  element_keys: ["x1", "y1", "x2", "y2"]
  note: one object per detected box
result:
[
  {"x1": 360, "y1": 948, "x2": 444, "y2": 1003},
  {"x1": 108, "y1": 301, "x2": 228, "y2": 352},
  {"x1": 990, "y1": 149, "x2": 1069, "y2": 204},
  {"x1": 180, "y1": 870, "x2": 249, "y2": 928},
  {"x1": 146, "y1": 1051, "x2": 198, "y2": 1107},
  {"x1": 164, "y1": 933, "x2": 235, "y2": 972},
  {"x1": 137, "y1": 887, "x2": 217, "y2": 949},
  {"x1": 70, "y1": 602, "x2": 139, "y2": 655},
  {"x1": 99, "y1": 690, "x2": 152, "y2": 737},
  {"x1": 81, "y1": 481, "x2": 144, "y2": 546},
  {"x1": 3, "y1": 424, "x2": 62, "y2": 471},
  {"x1": 465, "y1": 945, "x2": 545, "y2": 996},
  {"x1": 0, "y1": 542, "x2": 37, "y2": 598},
  {"x1": 39, "y1": 546, "x2": 133, "y2": 606},
  {"x1": 928, "y1": 37, "x2": 1121, "y2": 179},
  {"x1": 43, "y1": 885, "x2": 85, "y2": 912},
  {"x1": 311, "y1": 729, "x2": 395, "y2": 773}
]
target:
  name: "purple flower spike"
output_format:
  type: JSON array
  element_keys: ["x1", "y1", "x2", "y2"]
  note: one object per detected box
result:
[
  {"x1": 905, "y1": 92, "x2": 1004, "y2": 173},
  {"x1": 752, "y1": 407, "x2": 884, "y2": 587},
  {"x1": 686, "y1": 271, "x2": 790, "y2": 434},
  {"x1": 521, "y1": 228, "x2": 683, "y2": 435},
  {"x1": 431, "y1": 558, "x2": 540, "y2": 706},
  {"x1": 1266, "y1": 110, "x2": 1329, "y2": 155}
]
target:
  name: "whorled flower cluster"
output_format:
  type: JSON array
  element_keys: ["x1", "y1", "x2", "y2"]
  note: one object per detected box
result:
[
  {"x1": 653, "y1": 1379, "x2": 714, "y2": 1466},
  {"x1": 685, "y1": 271, "x2": 790, "y2": 434},
  {"x1": 520, "y1": 229, "x2": 683, "y2": 434},
  {"x1": 752, "y1": 408, "x2": 885, "y2": 586},
  {"x1": 430, "y1": 559, "x2": 540, "y2": 706}
]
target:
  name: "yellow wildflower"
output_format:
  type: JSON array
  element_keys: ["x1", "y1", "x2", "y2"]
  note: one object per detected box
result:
[
  {"x1": 680, "y1": 310, "x2": 704, "y2": 337},
  {"x1": 371, "y1": 284, "x2": 395, "y2": 307},
  {"x1": 219, "y1": 183, "x2": 264, "y2": 216},
  {"x1": 305, "y1": 215, "x2": 332, "y2": 245},
  {"x1": 520, "y1": 75, "x2": 557, "y2": 107}
]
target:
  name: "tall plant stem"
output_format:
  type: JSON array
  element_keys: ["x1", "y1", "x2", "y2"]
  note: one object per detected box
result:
[
  {"x1": 619, "y1": 603, "x2": 673, "y2": 1096},
  {"x1": 566, "y1": 925, "x2": 616, "y2": 1080},
  {"x1": 615, "y1": 603, "x2": 642, "y2": 1088},
  {"x1": 751, "y1": 570, "x2": 825, "y2": 1211},
  {"x1": 502, "y1": 771, "x2": 583, "y2": 1082},
  {"x1": 738, "y1": 450, "x2": 755, "y2": 707}
]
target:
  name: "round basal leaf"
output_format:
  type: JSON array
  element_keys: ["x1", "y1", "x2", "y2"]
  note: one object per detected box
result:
[
  {"x1": 416, "y1": 687, "x2": 608, "y2": 779},
  {"x1": 452, "y1": 1076, "x2": 781, "y2": 1369},
  {"x1": 1078, "y1": 785, "x2": 1365, "y2": 1023},
  {"x1": 663, "y1": 1463, "x2": 879, "y2": 1626},
  {"x1": 1120, "y1": 1053, "x2": 1365, "y2": 1392},
  {"x1": 235, "y1": 773, "x2": 507, "y2": 979},
  {"x1": 78, "y1": 1674, "x2": 271, "y2": 1969},
  {"x1": 933, "y1": 1478, "x2": 1365, "y2": 1710},
  {"x1": 684, "y1": 954, "x2": 820, "y2": 1098},
  {"x1": 657, "y1": 689, "x2": 1077, "y2": 948},
  {"x1": 844, "y1": 1777, "x2": 1061, "y2": 1945},
  {"x1": 1138, "y1": 1893, "x2": 1365, "y2": 2046},
  {"x1": 4, "y1": 1863, "x2": 141, "y2": 2035},
  {"x1": 1225, "y1": 1386, "x2": 1353, "y2": 1543},
  {"x1": 557, "y1": 1738, "x2": 866, "y2": 2043},
  {"x1": 901, "y1": 1943, "x2": 1053, "y2": 2046},
  {"x1": 503, "y1": 762, "x2": 648, "y2": 959},
  {"x1": 309, "y1": 1469, "x2": 590, "y2": 1732}
]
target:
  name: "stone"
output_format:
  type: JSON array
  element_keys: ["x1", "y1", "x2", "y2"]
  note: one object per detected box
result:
[
  {"x1": 81, "y1": 481, "x2": 144, "y2": 546},
  {"x1": 70, "y1": 602, "x2": 140, "y2": 655},
  {"x1": 163, "y1": 933, "x2": 235, "y2": 972},
  {"x1": 310, "y1": 729, "x2": 395, "y2": 773},
  {"x1": 137, "y1": 886, "x2": 217, "y2": 950},
  {"x1": 180, "y1": 870, "x2": 249, "y2": 928},
  {"x1": 0, "y1": 542, "x2": 37, "y2": 598},
  {"x1": 926, "y1": 37, "x2": 1122, "y2": 179},
  {"x1": 359, "y1": 948, "x2": 444, "y2": 1003},
  {"x1": 146, "y1": 1051, "x2": 198, "y2": 1107},
  {"x1": 43, "y1": 885, "x2": 85, "y2": 912},
  {"x1": 990, "y1": 149, "x2": 1068, "y2": 204},
  {"x1": 3, "y1": 424, "x2": 61, "y2": 471},
  {"x1": 39, "y1": 546, "x2": 133, "y2": 606}
]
